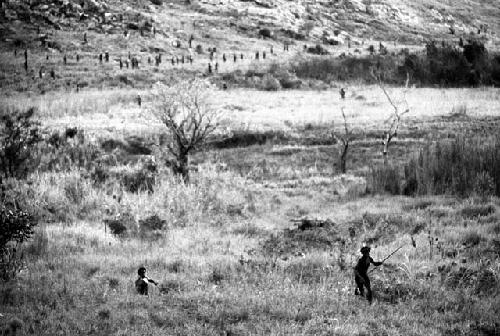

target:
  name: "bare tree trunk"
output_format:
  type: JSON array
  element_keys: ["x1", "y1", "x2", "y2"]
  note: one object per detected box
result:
[
  {"x1": 382, "y1": 133, "x2": 389, "y2": 165},
  {"x1": 339, "y1": 142, "x2": 348, "y2": 173},
  {"x1": 176, "y1": 151, "x2": 189, "y2": 182}
]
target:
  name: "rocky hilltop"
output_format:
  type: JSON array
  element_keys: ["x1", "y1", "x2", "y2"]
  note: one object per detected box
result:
[
  {"x1": 1, "y1": 0, "x2": 498, "y2": 50},
  {"x1": 0, "y1": 0, "x2": 498, "y2": 92}
]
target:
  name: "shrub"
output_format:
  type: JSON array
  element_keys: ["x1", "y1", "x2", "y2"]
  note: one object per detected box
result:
[
  {"x1": 120, "y1": 165, "x2": 156, "y2": 193},
  {"x1": 38, "y1": 129, "x2": 102, "y2": 173},
  {"x1": 460, "y1": 204, "x2": 495, "y2": 219},
  {"x1": 0, "y1": 205, "x2": 37, "y2": 281},
  {"x1": 369, "y1": 165, "x2": 401, "y2": 195},
  {"x1": 259, "y1": 74, "x2": 281, "y2": 91},
  {"x1": 461, "y1": 231, "x2": 484, "y2": 247},
  {"x1": 138, "y1": 214, "x2": 166, "y2": 239},
  {"x1": 0, "y1": 107, "x2": 41, "y2": 180},
  {"x1": 104, "y1": 212, "x2": 135, "y2": 236},
  {"x1": 210, "y1": 129, "x2": 288, "y2": 149},
  {"x1": 404, "y1": 136, "x2": 500, "y2": 196},
  {"x1": 306, "y1": 44, "x2": 329, "y2": 55}
]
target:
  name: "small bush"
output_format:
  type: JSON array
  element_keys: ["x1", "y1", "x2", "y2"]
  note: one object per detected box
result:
[
  {"x1": 461, "y1": 231, "x2": 485, "y2": 247},
  {"x1": 118, "y1": 161, "x2": 157, "y2": 193},
  {"x1": 0, "y1": 205, "x2": 37, "y2": 281},
  {"x1": 104, "y1": 212, "x2": 135, "y2": 236},
  {"x1": 460, "y1": 204, "x2": 495, "y2": 219},
  {"x1": 306, "y1": 44, "x2": 329, "y2": 55},
  {"x1": 369, "y1": 165, "x2": 401, "y2": 195},
  {"x1": 0, "y1": 107, "x2": 41, "y2": 180},
  {"x1": 259, "y1": 74, "x2": 281, "y2": 91},
  {"x1": 139, "y1": 214, "x2": 166, "y2": 231},
  {"x1": 23, "y1": 228, "x2": 49, "y2": 257},
  {"x1": 138, "y1": 214, "x2": 166, "y2": 239}
]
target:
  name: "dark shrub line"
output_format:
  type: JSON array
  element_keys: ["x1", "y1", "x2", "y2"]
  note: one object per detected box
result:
[{"x1": 370, "y1": 136, "x2": 500, "y2": 197}]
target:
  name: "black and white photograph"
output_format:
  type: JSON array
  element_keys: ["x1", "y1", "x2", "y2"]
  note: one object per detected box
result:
[{"x1": 1, "y1": 0, "x2": 499, "y2": 335}]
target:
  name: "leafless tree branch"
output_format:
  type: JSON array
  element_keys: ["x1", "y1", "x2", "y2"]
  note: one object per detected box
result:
[{"x1": 149, "y1": 79, "x2": 222, "y2": 181}]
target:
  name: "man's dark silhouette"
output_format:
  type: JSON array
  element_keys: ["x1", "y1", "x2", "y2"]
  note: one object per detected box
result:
[
  {"x1": 135, "y1": 267, "x2": 158, "y2": 295},
  {"x1": 339, "y1": 88, "x2": 346, "y2": 99},
  {"x1": 354, "y1": 246, "x2": 382, "y2": 303}
]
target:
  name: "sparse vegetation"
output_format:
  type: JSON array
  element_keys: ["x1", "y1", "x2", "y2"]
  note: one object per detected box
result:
[
  {"x1": 0, "y1": 205, "x2": 37, "y2": 281},
  {"x1": 0, "y1": 0, "x2": 500, "y2": 334},
  {"x1": 150, "y1": 79, "x2": 222, "y2": 182},
  {"x1": 0, "y1": 107, "x2": 41, "y2": 180}
]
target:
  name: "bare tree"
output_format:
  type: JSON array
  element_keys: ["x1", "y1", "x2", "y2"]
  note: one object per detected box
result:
[
  {"x1": 373, "y1": 72, "x2": 410, "y2": 165},
  {"x1": 149, "y1": 79, "x2": 221, "y2": 182},
  {"x1": 332, "y1": 107, "x2": 355, "y2": 174}
]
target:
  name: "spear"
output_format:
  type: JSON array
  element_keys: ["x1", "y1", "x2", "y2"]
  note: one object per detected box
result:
[
  {"x1": 369, "y1": 236, "x2": 417, "y2": 273},
  {"x1": 368, "y1": 245, "x2": 403, "y2": 274}
]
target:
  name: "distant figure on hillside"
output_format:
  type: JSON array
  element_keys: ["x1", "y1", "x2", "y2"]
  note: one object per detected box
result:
[
  {"x1": 339, "y1": 88, "x2": 346, "y2": 99},
  {"x1": 354, "y1": 246, "x2": 383, "y2": 304},
  {"x1": 135, "y1": 267, "x2": 158, "y2": 295}
]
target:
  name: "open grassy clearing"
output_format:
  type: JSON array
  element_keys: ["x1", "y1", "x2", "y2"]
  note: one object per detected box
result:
[
  {"x1": 1, "y1": 83, "x2": 500, "y2": 335},
  {"x1": 3, "y1": 86, "x2": 500, "y2": 132}
]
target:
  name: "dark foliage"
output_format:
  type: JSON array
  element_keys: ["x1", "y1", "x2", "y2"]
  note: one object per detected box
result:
[
  {"x1": 291, "y1": 55, "x2": 398, "y2": 83},
  {"x1": 0, "y1": 107, "x2": 41, "y2": 180},
  {"x1": 404, "y1": 136, "x2": 500, "y2": 197},
  {"x1": 209, "y1": 130, "x2": 288, "y2": 149},
  {"x1": 261, "y1": 220, "x2": 344, "y2": 257},
  {"x1": 306, "y1": 44, "x2": 329, "y2": 55},
  {"x1": 38, "y1": 129, "x2": 102, "y2": 172},
  {"x1": 139, "y1": 214, "x2": 166, "y2": 239},
  {"x1": 369, "y1": 165, "x2": 401, "y2": 195},
  {"x1": 287, "y1": 40, "x2": 499, "y2": 87},
  {"x1": 400, "y1": 40, "x2": 498, "y2": 87},
  {"x1": 120, "y1": 162, "x2": 156, "y2": 193},
  {"x1": 104, "y1": 212, "x2": 135, "y2": 236},
  {"x1": 0, "y1": 204, "x2": 37, "y2": 281}
]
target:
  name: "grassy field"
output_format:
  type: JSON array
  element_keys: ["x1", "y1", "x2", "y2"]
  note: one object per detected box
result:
[
  {"x1": 1, "y1": 1, "x2": 500, "y2": 334},
  {"x1": 1, "y1": 82, "x2": 500, "y2": 335}
]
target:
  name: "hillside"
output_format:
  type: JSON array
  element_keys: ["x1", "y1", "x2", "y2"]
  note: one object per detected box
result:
[{"x1": 1, "y1": 0, "x2": 499, "y2": 92}]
